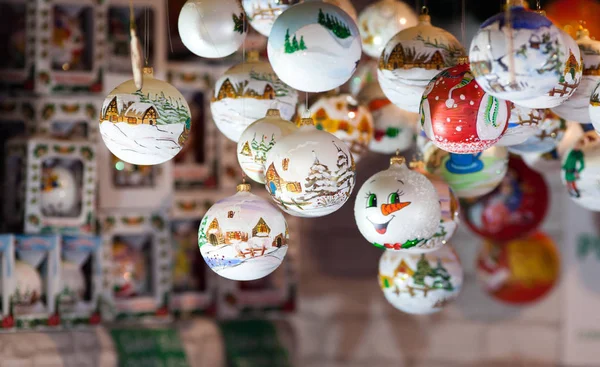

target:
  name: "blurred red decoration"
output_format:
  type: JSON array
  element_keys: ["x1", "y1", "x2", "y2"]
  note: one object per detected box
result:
[
  {"x1": 461, "y1": 157, "x2": 549, "y2": 242},
  {"x1": 546, "y1": 0, "x2": 600, "y2": 39}
]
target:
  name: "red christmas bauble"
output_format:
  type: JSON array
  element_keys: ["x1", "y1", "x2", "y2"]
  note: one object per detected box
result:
[
  {"x1": 460, "y1": 157, "x2": 548, "y2": 242},
  {"x1": 420, "y1": 61, "x2": 510, "y2": 154}
]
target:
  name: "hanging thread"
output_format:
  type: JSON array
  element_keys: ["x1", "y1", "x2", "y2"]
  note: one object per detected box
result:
[
  {"x1": 165, "y1": 0, "x2": 174, "y2": 53},
  {"x1": 505, "y1": 0, "x2": 516, "y2": 88},
  {"x1": 145, "y1": 6, "x2": 150, "y2": 65}
]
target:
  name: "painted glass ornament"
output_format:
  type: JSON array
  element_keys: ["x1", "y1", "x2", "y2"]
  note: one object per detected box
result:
[
  {"x1": 237, "y1": 109, "x2": 298, "y2": 184},
  {"x1": 178, "y1": 0, "x2": 248, "y2": 58},
  {"x1": 561, "y1": 130, "x2": 600, "y2": 211},
  {"x1": 354, "y1": 155, "x2": 441, "y2": 252},
  {"x1": 41, "y1": 166, "x2": 78, "y2": 216},
  {"x1": 267, "y1": 1, "x2": 362, "y2": 93},
  {"x1": 358, "y1": 0, "x2": 417, "y2": 59},
  {"x1": 264, "y1": 117, "x2": 356, "y2": 217},
  {"x1": 52, "y1": 7, "x2": 85, "y2": 71},
  {"x1": 379, "y1": 245, "x2": 463, "y2": 314},
  {"x1": 591, "y1": 81, "x2": 600, "y2": 133},
  {"x1": 507, "y1": 110, "x2": 567, "y2": 155},
  {"x1": 552, "y1": 26, "x2": 600, "y2": 123},
  {"x1": 496, "y1": 103, "x2": 544, "y2": 146},
  {"x1": 469, "y1": 6, "x2": 567, "y2": 101},
  {"x1": 421, "y1": 140, "x2": 509, "y2": 198},
  {"x1": 112, "y1": 240, "x2": 148, "y2": 298},
  {"x1": 58, "y1": 261, "x2": 86, "y2": 312},
  {"x1": 211, "y1": 52, "x2": 298, "y2": 142},
  {"x1": 477, "y1": 232, "x2": 559, "y2": 305},
  {"x1": 198, "y1": 182, "x2": 288, "y2": 281},
  {"x1": 461, "y1": 157, "x2": 549, "y2": 242},
  {"x1": 410, "y1": 160, "x2": 460, "y2": 250},
  {"x1": 357, "y1": 82, "x2": 417, "y2": 153},
  {"x1": 322, "y1": 0, "x2": 357, "y2": 21},
  {"x1": 514, "y1": 29, "x2": 583, "y2": 109},
  {"x1": 420, "y1": 59, "x2": 510, "y2": 154},
  {"x1": 100, "y1": 67, "x2": 191, "y2": 165},
  {"x1": 309, "y1": 93, "x2": 374, "y2": 161},
  {"x1": 242, "y1": 0, "x2": 301, "y2": 37},
  {"x1": 13, "y1": 260, "x2": 43, "y2": 307},
  {"x1": 377, "y1": 8, "x2": 465, "y2": 113}
]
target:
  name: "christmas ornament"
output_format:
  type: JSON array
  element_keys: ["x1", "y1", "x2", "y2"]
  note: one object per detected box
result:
[
  {"x1": 264, "y1": 117, "x2": 356, "y2": 217},
  {"x1": 349, "y1": 59, "x2": 378, "y2": 96},
  {"x1": 178, "y1": 0, "x2": 248, "y2": 58},
  {"x1": 410, "y1": 160, "x2": 460, "y2": 250},
  {"x1": 13, "y1": 260, "x2": 43, "y2": 307},
  {"x1": 242, "y1": 0, "x2": 301, "y2": 37},
  {"x1": 476, "y1": 232, "x2": 559, "y2": 305},
  {"x1": 421, "y1": 140, "x2": 509, "y2": 198},
  {"x1": 496, "y1": 104, "x2": 544, "y2": 146},
  {"x1": 591, "y1": 81, "x2": 600, "y2": 132},
  {"x1": 357, "y1": 0, "x2": 417, "y2": 58},
  {"x1": 379, "y1": 245, "x2": 463, "y2": 314},
  {"x1": 237, "y1": 109, "x2": 298, "y2": 184},
  {"x1": 323, "y1": 0, "x2": 357, "y2": 21},
  {"x1": 41, "y1": 166, "x2": 78, "y2": 216},
  {"x1": 354, "y1": 155, "x2": 441, "y2": 252},
  {"x1": 52, "y1": 7, "x2": 85, "y2": 71},
  {"x1": 309, "y1": 93, "x2": 374, "y2": 161},
  {"x1": 211, "y1": 52, "x2": 298, "y2": 142},
  {"x1": 507, "y1": 110, "x2": 567, "y2": 155},
  {"x1": 420, "y1": 59, "x2": 510, "y2": 154},
  {"x1": 461, "y1": 157, "x2": 549, "y2": 242},
  {"x1": 514, "y1": 29, "x2": 583, "y2": 109},
  {"x1": 377, "y1": 8, "x2": 465, "y2": 113},
  {"x1": 267, "y1": 1, "x2": 362, "y2": 92},
  {"x1": 357, "y1": 82, "x2": 417, "y2": 153},
  {"x1": 112, "y1": 240, "x2": 148, "y2": 298},
  {"x1": 561, "y1": 130, "x2": 600, "y2": 211},
  {"x1": 469, "y1": 5, "x2": 567, "y2": 101},
  {"x1": 58, "y1": 261, "x2": 86, "y2": 312},
  {"x1": 552, "y1": 25, "x2": 600, "y2": 123},
  {"x1": 198, "y1": 182, "x2": 288, "y2": 281},
  {"x1": 100, "y1": 67, "x2": 191, "y2": 165}
]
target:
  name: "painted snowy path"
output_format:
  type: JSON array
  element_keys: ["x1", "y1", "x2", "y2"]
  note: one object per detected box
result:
[{"x1": 100, "y1": 121, "x2": 184, "y2": 165}]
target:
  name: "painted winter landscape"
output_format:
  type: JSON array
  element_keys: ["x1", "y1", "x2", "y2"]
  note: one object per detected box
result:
[
  {"x1": 242, "y1": 0, "x2": 299, "y2": 36},
  {"x1": 508, "y1": 114, "x2": 566, "y2": 155},
  {"x1": 100, "y1": 79, "x2": 191, "y2": 165}
]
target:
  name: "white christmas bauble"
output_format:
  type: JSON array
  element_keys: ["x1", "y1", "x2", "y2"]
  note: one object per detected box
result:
[
  {"x1": 198, "y1": 183, "x2": 288, "y2": 281},
  {"x1": 211, "y1": 53, "x2": 298, "y2": 142},
  {"x1": 178, "y1": 0, "x2": 247, "y2": 58},
  {"x1": 59, "y1": 261, "x2": 85, "y2": 311},
  {"x1": 591, "y1": 81, "x2": 600, "y2": 132},
  {"x1": 14, "y1": 260, "x2": 43, "y2": 306},
  {"x1": 561, "y1": 130, "x2": 600, "y2": 211},
  {"x1": 377, "y1": 11, "x2": 465, "y2": 113},
  {"x1": 552, "y1": 28, "x2": 600, "y2": 123},
  {"x1": 237, "y1": 109, "x2": 298, "y2": 184},
  {"x1": 357, "y1": 82, "x2": 417, "y2": 153},
  {"x1": 379, "y1": 245, "x2": 463, "y2": 314},
  {"x1": 469, "y1": 6, "x2": 567, "y2": 101},
  {"x1": 354, "y1": 156, "x2": 440, "y2": 252},
  {"x1": 309, "y1": 93, "x2": 374, "y2": 161},
  {"x1": 267, "y1": 1, "x2": 362, "y2": 93},
  {"x1": 514, "y1": 29, "x2": 583, "y2": 109},
  {"x1": 497, "y1": 104, "x2": 544, "y2": 146},
  {"x1": 357, "y1": 0, "x2": 417, "y2": 58},
  {"x1": 265, "y1": 117, "x2": 356, "y2": 217},
  {"x1": 508, "y1": 110, "x2": 567, "y2": 155},
  {"x1": 41, "y1": 166, "x2": 78, "y2": 216},
  {"x1": 242, "y1": 0, "x2": 301, "y2": 37},
  {"x1": 100, "y1": 68, "x2": 191, "y2": 165}
]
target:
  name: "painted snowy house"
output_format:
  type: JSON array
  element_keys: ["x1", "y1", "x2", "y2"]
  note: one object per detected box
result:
[
  {"x1": 585, "y1": 61, "x2": 600, "y2": 76},
  {"x1": 123, "y1": 103, "x2": 158, "y2": 125},
  {"x1": 244, "y1": 84, "x2": 275, "y2": 99},
  {"x1": 103, "y1": 96, "x2": 121, "y2": 122},
  {"x1": 214, "y1": 79, "x2": 237, "y2": 100},
  {"x1": 207, "y1": 218, "x2": 225, "y2": 245},
  {"x1": 272, "y1": 233, "x2": 286, "y2": 248},
  {"x1": 252, "y1": 217, "x2": 270, "y2": 237},
  {"x1": 265, "y1": 163, "x2": 302, "y2": 194},
  {"x1": 240, "y1": 141, "x2": 252, "y2": 156},
  {"x1": 101, "y1": 95, "x2": 138, "y2": 122},
  {"x1": 384, "y1": 44, "x2": 446, "y2": 70},
  {"x1": 225, "y1": 231, "x2": 248, "y2": 242}
]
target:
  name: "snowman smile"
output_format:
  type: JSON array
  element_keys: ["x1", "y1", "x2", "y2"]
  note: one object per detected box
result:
[{"x1": 368, "y1": 216, "x2": 395, "y2": 234}]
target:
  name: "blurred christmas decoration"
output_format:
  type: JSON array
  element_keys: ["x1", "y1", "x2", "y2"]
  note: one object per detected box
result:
[
  {"x1": 237, "y1": 109, "x2": 298, "y2": 184},
  {"x1": 591, "y1": 81, "x2": 600, "y2": 131},
  {"x1": 13, "y1": 260, "x2": 43, "y2": 307},
  {"x1": 357, "y1": 0, "x2": 417, "y2": 58},
  {"x1": 267, "y1": 2, "x2": 361, "y2": 92},
  {"x1": 178, "y1": 0, "x2": 248, "y2": 58},
  {"x1": 476, "y1": 232, "x2": 560, "y2": 305},
  {"x1": 242, "y1": 0, "x2": 301, "y2": 37},
  {"x1": 324, "y1": 0, "x2": 358, "y2": 21},
  {"x1": 40, "y1": 166, "x2": 78, "y2": 216},
  {"x1": 545, "y1": 0, "x2": 600, "y2": 44},
  {"x1": 265, "y1": 117, "x2": 356, "y2": 217},
  {"x1": 379, "y1": 245, "x2": 463, "y2": 314},
  {"x1": 561, "y1": 130, "x2": 600, "y2": 211},
  {"x1": 461, "y1": 157, "x2": 549, "y2": 242},
  {"x1": 354, "y1": 155, "x2": 441, "y2": 252},
  {"x1": 100, "y1": 67, "x2": 191, "y2": 165},
  {"x1": 497, "y1": 104, "x2": 544, "y2": 146},
  {"x1": 348, "y1": 59, "x2": 378, "y2": 96},
  {"x1": 198, "y1": 181, "x2": 288, "y2": 281},
  {"x1": 507, "y1": 110, "x2": 567, "y2": 155},
  {"x1": 378, "y1": 7, "x2": 465, "y2": 113},
  {"x1": 58, "y1": 261, "x2": 86, "y2": 312},
  {"x1": 420, "y1": 59, "x2": 509, "y2": 154},
  {"x1": 112, "y1": 240, "x2": 148, "y2": 298},
  {"x1": 469, "y1": 4, "x2": 567, "y2": 101},
  {"x1": 210, "y1": 52, "x2": 298, "y2": 142},
  {"x1": 357, "y1": 82, "x2": 417, "y2": 153},
  {"x1": 307, "y1": 92, "x2": 374, "y2": 161}
]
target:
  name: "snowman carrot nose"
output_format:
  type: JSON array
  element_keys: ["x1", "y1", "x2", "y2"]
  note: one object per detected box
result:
[{"x1": 381, "y1": 202, "x2": 410, "y2": 216}]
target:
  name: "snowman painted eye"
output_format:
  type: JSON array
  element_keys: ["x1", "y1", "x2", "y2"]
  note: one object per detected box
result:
[
  {"x1": 388, "y1": 191, "x2": 402, "y2": 204},
  {"x1": 366, "y1": 193, "x2": 377, "y2": 208}
]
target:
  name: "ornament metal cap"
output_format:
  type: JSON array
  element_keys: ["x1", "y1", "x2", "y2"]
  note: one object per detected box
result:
[
  {"x1": 143, "y1": 66, "x2": 154, "y2": 76},
  {"x1": 533, "y1": 9, "x2": 547, "y2": 16},
  {"x1": 247, "y1": 50, "x2": 260, "y2": 62},
  {"x1": 390, "y1": 154, "x2": 405, "y2": 166},
  {"x1": 266, "y1": 109, "x2": 280, "y2": 117},
  {"x1": 408, "y1": 158, "x2": 425, "y2": 169},
  {"x1": 418, "y1": 7, "x2": 431, "y2": 23},
  {"x1": 299, "y1": 117, "x2": 315, "y2": 126},
  {"x1": 457, "y1": 56, "x2": 469, "y2": 65},
  {"x1": 237, "y1": 178, "x2": 251, "y2": 192}
]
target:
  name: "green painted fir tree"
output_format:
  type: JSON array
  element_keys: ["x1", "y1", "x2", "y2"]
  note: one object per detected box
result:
[
  {"x1": 431, "y1": 258, "x2": 454, "y2": 291},
  {"x1": 299, "y1": 36, "x2": 307, "y2": 50},
  {"x1": 413, "y1": 254, "x2": 432, "y2": 286},
  {"x1": 284, "y1": 29, "x2": 293, "y2": 54}
]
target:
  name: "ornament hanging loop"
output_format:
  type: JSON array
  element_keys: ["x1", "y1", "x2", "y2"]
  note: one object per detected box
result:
[{"x1": 419, "y1": 6, "x2": 431, "y2": 23}]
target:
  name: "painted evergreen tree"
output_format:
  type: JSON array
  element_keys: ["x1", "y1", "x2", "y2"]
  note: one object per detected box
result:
[
  {"x1": 257, "y1": 136, "x2": 268, "y2": 163},
  {"x1": 198, "y1": 216, "x2": 209, "y2": 247},
  {"x1": 284, "y1": 29, "x2": 293, "y2": 54},
  {"x1": 251, "y1": 133, "x2": 259, "y2": 152},
  {"x1": 413, "y1": 254, "x2": 432, "y2": 286},
  {"x1": 302, "y1": 151, "x2": 338, "y2": 201},
  {"x1": 299, "y1": 36, "x2": 307, "y2": 50},
  {"x1": 268, "y1": 134, "x2": 276, "y2": 150},
  {"x1": 318, "y1": 9, "x2": 351, "y2": 39},
  {"x1": 292, "y1": 35, "x2": 299, "y2": 51},
  {"x1": 248, "y1": 70, "x2": 292, "y2": 97},
  {"x1": 233, "y1": 13, "x2": 247, "y2": 34},
  {"x1": 333, "y1": 144, "x2": 354, "y2": 192},
  {"x1": 431, "y1": 258, "x2": 454, "y2": 291},
  {"x1": 133, "y1": 90, "x2": 189, "y2": 125}
]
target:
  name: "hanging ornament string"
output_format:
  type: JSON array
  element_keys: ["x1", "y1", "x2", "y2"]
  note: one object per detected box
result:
[
  {"x1": 505, "y1": 0, "x2": 516, "y2": 88},
  {"x1": 144, "y1": 6, "x2": 150, "y2": 66},
  {"x1": 129, "y1": 0, "x2": 143, "y2": 89},
  {"x1": 165, "y1": 0, "x2": 174, "y2": 53}
]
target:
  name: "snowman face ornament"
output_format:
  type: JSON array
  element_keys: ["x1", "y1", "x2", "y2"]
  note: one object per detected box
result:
[{"x1": 354, "y1": 156, "x2": 441, "y2": 252}]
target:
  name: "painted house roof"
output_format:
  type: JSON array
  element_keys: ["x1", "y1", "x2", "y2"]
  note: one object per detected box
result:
[{"x1": 124, "y1": 103, "x2": 157, "y2": 119}]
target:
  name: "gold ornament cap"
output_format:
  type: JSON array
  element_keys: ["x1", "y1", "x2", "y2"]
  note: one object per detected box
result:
[
  {"x1": 299, "y1": 117, "x2": 315, "y2": 126},
  {"x1": 143, "y1": 66, "x2": 154, "y2": 76},
  {"x1": 408, "y1": 158, "x2": 425, "y2": 170},
  {"x1": 504, "y1": 0, "x2": 525, "y2": 7},
  {"x1": 266, "y1": 109, "x2": 280, "y2": 117},
  {"x1": 247, "y1": 50, "x2": 260, "y2": 62},
  {"x1": 577, "y1": 22, "x2": 590, "y2": 39},
  {"x1": 418, "y1": 6, "x2": 431, "y2": 23},
  {"x1": 533, "y1": 9, "x2": 546, "y2": 16},
  {"x1": 457, "y1": 56, "x2": 469, "y2": 65},
  {"x1": 390, "y1": 155, "x2": 405, "y2": 166},
  {"x1": 237, "y1": 181, "x2": 251, "y2": 192}
]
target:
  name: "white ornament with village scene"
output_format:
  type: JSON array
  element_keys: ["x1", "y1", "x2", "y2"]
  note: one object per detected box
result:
[
  {"x1": 508, "y1": 110, "x2": 567, "y2": 155},
  {"x1": 14, "y1": 260, "x2": 43, "y2": 307},
  {"x1": 496, "y1": 104, "x2": 544, "y2": 146}
]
